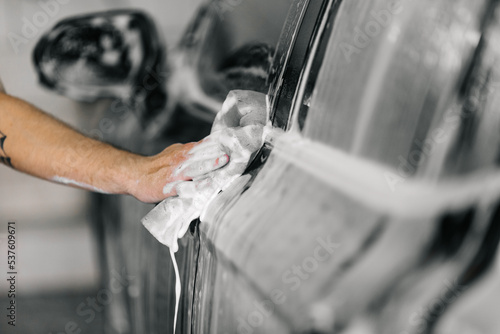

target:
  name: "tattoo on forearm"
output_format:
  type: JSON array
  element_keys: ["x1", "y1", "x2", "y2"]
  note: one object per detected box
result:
[{"x1": 0, "y1": 130, "x2": 13, "y2": 167}]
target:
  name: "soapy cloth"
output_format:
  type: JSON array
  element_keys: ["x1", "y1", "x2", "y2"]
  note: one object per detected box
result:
[
  {"x1": 141, "y1": 90, "x2": 270, "y2": 251},
  {"x1": 141, "y1": 90, "x2": 270, "y2": 333},
  {"x1": 142, "y1": 124, "x2": 268, "y2": 249}
]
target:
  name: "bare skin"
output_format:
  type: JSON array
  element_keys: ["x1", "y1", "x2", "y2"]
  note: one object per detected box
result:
[{"x1": 0, "y1": 86, "x2": 228, "y2": 203}]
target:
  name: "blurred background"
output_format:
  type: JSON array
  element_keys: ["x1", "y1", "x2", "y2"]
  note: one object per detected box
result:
[{"x1": 0, "y1": 1, "x2": 202, "y2": 332}]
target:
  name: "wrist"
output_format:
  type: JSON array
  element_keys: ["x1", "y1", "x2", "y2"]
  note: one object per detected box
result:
[{"x1": 119, "y1": 153, "x2": 148, "y2": 198}]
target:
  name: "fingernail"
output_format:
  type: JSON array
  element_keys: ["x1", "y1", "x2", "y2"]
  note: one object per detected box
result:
[{"x1": 216, "y1": 154, "x2": 229, "y2": 167}]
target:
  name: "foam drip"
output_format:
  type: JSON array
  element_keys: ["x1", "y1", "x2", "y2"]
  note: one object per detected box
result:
[{"x1": 170, "y1": 248, "x2": 181, "y2": 333}]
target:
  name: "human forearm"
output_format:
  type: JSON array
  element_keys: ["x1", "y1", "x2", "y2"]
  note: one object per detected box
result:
[
  {"x1": 0, "y1": 92, "x2": 229, "y2": 203},
  {"x1": 0, "y1": 93, "x2": 139, "y2": 193}
]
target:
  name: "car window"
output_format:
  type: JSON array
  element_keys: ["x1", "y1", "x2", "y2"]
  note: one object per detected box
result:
[
  {"x1": 192, "y1": 0, "x2": 293, "y2": 100},
  {"x1": 296, "y1": 0, "x2": 496, "y2": 179}
]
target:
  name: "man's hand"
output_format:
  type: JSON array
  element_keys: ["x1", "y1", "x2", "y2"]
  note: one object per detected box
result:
[{"x1": 129, "y1": 140, "x2": 229, "y2": 203}]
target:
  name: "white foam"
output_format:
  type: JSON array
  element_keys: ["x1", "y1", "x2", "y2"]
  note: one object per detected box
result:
[{"x1": 52, "y1": 176, "x2": 110, "y2": 194}]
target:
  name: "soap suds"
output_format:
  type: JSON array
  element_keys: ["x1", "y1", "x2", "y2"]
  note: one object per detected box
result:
[
  {"x1": 173, "y1": 140, "x2": 229, "y2": 178},
  {"x1": 163, "y1": 181, "x2": 183, "y2": 195},
  {"x1": 170, "y1": 248, "x2": 181, "y2": 333},
  {"x1": 52, "y1": 176, "x2": 110, "y2": 194}
]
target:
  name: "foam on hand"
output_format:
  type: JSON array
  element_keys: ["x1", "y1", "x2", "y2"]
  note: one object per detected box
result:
[
  {"x1": 141, "y1": 123, "x2": 268, "y2": 251},
  {"x1": 141, "y1": 90, "x2": 269, "y2": 251}
]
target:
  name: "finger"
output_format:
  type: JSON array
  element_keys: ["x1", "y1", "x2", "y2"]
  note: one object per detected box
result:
[
  {"x1": 175, "y1": 154, "x2": 229, "y2": 178},
  {"x1": 188, "y1": 142, "x2": 225, "y2": 157},
  {"x1": 187, "y1": 131, "x2": 223, "y2": 154},
  {"x1": 179, "y1": 142, "x2": 229, "y2": 174},
  {"x1": 183, "y1": 147, "x2": 229, "y2": 172},
  {"x1": 182, "y1": 154, "x2": 230, "y2": 178}
]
